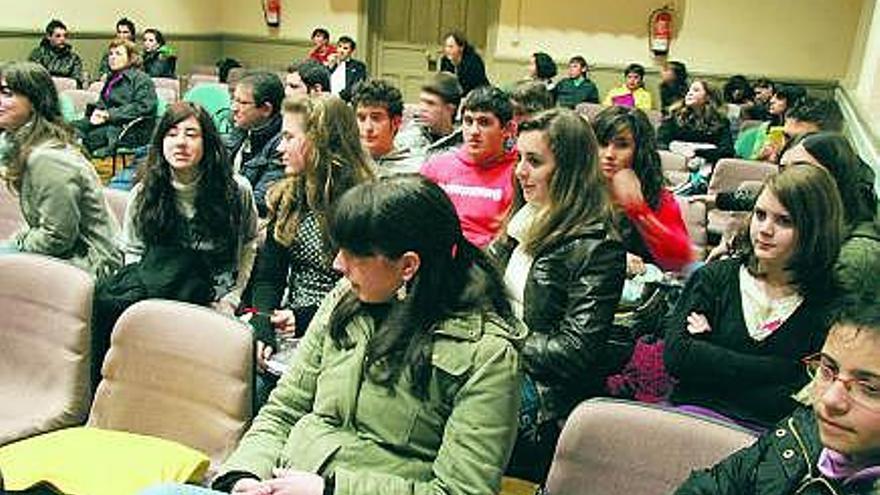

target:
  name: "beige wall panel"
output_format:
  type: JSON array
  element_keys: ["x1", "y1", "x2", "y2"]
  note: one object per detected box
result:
[
  {"x1": 494, "y1": 0, "x2": 863, "y2": 81},
  {"x1": 219, "y1": 0, "x2": 361, "y2": 40},
  {"x1": 0, "y1": 0, "x2": 220, "y2": 32}
]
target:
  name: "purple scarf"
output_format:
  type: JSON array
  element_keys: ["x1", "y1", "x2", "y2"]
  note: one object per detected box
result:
[
  {"x1": 817, "y1": 448, "x2": 880, "y2": 485},
  {"x1": 102, "y1": 71, "x2": 125, "y2": 101}
]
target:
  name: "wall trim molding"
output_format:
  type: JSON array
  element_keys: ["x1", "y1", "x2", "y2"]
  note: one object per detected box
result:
[
  {"x1": 837, "y1": 86, "x2": 880, "y2": 192},
  {"x1": 491, "y1": 53, "x2": 839, "y2": 89},
  {"x1": 0, "y1": 29, "x2": 315, "y2": 46}
]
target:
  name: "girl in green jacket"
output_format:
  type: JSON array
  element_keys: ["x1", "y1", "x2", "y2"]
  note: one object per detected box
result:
[
  {"x1": 0, "y1": 61, "x2": 121, "y2": 277},
  {"x1": 144, "y1": 175, "x2": 525, "y2": 495}
]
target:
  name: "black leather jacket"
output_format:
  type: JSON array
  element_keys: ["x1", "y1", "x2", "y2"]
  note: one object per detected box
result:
[
  {"x1": 676, "y1": 407, "x2": 880, "y2": 494},
  {"x1": 491, "y1": 221, "x2": 625, "y2": 421}
]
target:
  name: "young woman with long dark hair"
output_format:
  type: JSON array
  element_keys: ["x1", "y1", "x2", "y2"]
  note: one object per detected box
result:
[{"x1": 119, "y1": 101, "x2": 258, "y2": 313}]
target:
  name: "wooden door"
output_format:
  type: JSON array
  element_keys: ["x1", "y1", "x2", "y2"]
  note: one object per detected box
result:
[{"x1": 368, "y1": 0, "x2": 491, "y2": 102}]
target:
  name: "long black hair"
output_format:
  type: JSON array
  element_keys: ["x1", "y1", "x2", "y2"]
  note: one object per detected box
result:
[
  {"x1": 593, "y1": 105, "x2": 665, "y2": 210},
  {"x1": 134, "y1": 101, "x2": 241, "y2": 262},
  {"x1": 328, "y1": 175, "x2": 513, "y2": 397}
]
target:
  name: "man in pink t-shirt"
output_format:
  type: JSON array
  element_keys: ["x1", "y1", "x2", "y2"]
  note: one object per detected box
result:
[{"x1": 421, "y1": 86, "x2": 518, "y2": 248}]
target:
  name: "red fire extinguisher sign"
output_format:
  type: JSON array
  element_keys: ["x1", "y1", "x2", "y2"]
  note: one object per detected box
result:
[
  {"x1": 264, "y1": 0, "x2": 281, "y2": 27},
  {"x1": 649, "y1": 7, "x2": 673, "y2": 56}
]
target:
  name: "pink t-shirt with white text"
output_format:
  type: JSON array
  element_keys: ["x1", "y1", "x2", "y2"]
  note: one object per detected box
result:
[{"x1": 421, "y1": 147, "x2": 518, "y2": 248}]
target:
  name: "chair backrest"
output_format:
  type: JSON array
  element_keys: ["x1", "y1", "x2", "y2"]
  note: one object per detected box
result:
[
  {"x1": 675, "y1": 195, "x2": 707, "y2": 258},
  {"x1": 52, "y1": 76, "x2": 77, "y2": 93},
  {"x1": 60, "y1": 89, "x2": 99, "y2": 122},
  {"x1": 0, "y1": 186, "x2": 23, "y2": 240},
  {"x1": 183, "y1": 83, "x2": 232, "y2": 131},
  {"x1": 87, "y1": 80, "x2": 104, "y2": 94},
  {"x1": 102, "y1": 187, "x2": 130, "y2": 226},
  {"x1": 155, "y1": 86, "x2": 179, "y2": 105},
  {"x1": 659, "y1": 150, "x2": 688, "y2": 173},
  {"x1": 88, "y1": 299, "x2": 254, "y2": 468},
  {"x1": 0, "y1": 254, "x2": 94, "y2": 446},
  {"x1": 707, "y1": 158, "x2": 778, "y2": 194},
  {"x1": 188, "y1": 73, "x2": 221, "y2": 90},
  {"x1": 544, "y1": 399, "x2": 758, "y2": 495},
  {"x1": 573, "y1": 102, "x2": 605, "y2": 123},
  {"x1": 152, "y1": 77, "x2": 181, "y2": 97}
]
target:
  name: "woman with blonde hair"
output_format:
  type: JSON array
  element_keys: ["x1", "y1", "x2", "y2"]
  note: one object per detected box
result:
[{"x1": 248, "y1": 95, "x2": 374, "y2": 394}]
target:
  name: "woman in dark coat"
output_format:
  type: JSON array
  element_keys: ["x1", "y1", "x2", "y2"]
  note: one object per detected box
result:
[{"x1": 440, "y1": 31, "x2": 489, "y2": 97}]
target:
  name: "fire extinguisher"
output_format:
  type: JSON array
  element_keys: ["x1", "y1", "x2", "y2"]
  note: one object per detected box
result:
[
  {"x1": 264, "y1": 0, "x2": 281, "y2": 27},
  {"x1": 649, "y1": 7, "x2": 673, "y2": 56}
]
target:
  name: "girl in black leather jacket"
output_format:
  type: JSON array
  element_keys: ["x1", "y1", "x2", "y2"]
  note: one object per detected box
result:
[{"x1": 493, "y1": 109, "x2": 626, "y2": 482}]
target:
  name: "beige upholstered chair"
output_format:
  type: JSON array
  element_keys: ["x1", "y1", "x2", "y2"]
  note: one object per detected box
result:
[
  {"x1": 676, "y1": 195, "x2": 708, "y2": 259},
  {"x1": 573, "y1": 102, "x2": 605, "y2": 123},
  {"x1": 0, "y1": 186, "x2": 23, "y2": 240},
  {"x1": 543, "y1": 398, "x2": 757, "y2": 495},
  {"x1": 51, "y1": 76, "x2": 78, "y2": 92},
  {"x1": 706, "y1": 158, "x2": 777, "y2": 236},
  {"x1": 88, "y1": 299, "x2": 254, "y2": 469},
  {"x1": 60, "y1": 89, "x2": 99, "y2": 121},
  {"x1": 0, "y1": 254, "x2": 95, "y2": 446},
  {"x1": 659, "y1": 150, "x2": 690, "y2": 188},
  {"x1": 152, "y1": 77, "x2": 181, "y2": 98}
]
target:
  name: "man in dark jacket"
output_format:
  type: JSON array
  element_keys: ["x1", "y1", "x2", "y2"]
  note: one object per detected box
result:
[
  {"x1": 675, "y1": 294, "x2": 880, "y2": 495},
  {"x1": 226, "y1": 71, "x2": 284, "y2": 217},
  {"x1": 554, "y1": 55, "x2": 599, "y2": 108},
  {"x1": 328, "y1": 35, "x2": 367, "y2": 102},
  {"x1": 28, "y1": 19, "x2": 84, "y2": 88}
]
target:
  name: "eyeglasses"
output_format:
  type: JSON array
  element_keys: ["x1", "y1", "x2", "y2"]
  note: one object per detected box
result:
[
  {"x1": 232, "y1": 98, "x2": 256, "y2": 107},
  {"x1": 803, "y1": 353, "x2": 880, "y2": 411}
]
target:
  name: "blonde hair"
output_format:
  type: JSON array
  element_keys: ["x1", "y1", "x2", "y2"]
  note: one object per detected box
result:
[{"x1": 268, "y1": 95, "x2": 375, "y2": 247}]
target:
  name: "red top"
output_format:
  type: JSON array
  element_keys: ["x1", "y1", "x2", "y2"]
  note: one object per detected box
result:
[
  {"x1": 421, "y1": 147, "x2": 518, "y2": 248},
  {"x1": 308, "y1": 44, "x2": 337, "y2": 64},
  {"x1": 622, "y1": 189, "x2": 694, "y2": 272}
]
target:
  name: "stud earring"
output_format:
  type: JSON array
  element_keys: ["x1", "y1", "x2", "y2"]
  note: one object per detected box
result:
[{"x1": 395, "y1": 282, "x2": 408, "y2": 301}]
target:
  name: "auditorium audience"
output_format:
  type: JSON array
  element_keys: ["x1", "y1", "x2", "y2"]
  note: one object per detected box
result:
[
  {"x1": 98, "y1": 17, "x2": 137, "y2": 78},
  {"x1": 594, "y1": 105, "x2": 694, "y2": 273},
  {"x1": 28, "y1": 19, "x2": 84, "y2": 88},
  {"x1": 72, "y1": 38, "x2": 157, "y2": 156},
  {"x1": 674, "y1": 291, "x2": 880, "y2": 495},
  {"x1": 226, "y1": 70, "x2": 284, "y2": 216},
  {"x1": 284, "y1": 60, "x2": 330, "y2": 98},
  {"x1": 554, "y1": 55, "x2": 599, "y2": 108},
  {"x1": 119, "y1": 101, "x2": 258, "y2": 315},
  {"x1": 146, "y1": 175, "x2": 524, "y2": 495},
  {"x1": 659, "y1": 60, "x2": 688, "y2": 115},
  {"x1": 394, "y1": 71, "x2": 463, "y2": 168},
  {"x1": 248, "y1": 95, "x2": 374, "y2": 403},
  {"x1": 141, "y1": 28, "x2": 176, "y2": 79},
  {"x1": 307, "y1": 27, "x2": 336, "y2": 65},
  {"x1": 665, "y1": 164, "x2": 844, "y2": 429},
  {"x1": 492, "y1": 108, "x2": 625, "y2": 482},
  {"x1": 604, "y1": 63, "x2": 653, "y2": 111},
  {"x1": 657, "y1": 79, "x2": 734, "y2": 164},
  {"x1": 352, "y1": 79, "x2": 410, "y2": 173},
  {"x1": 0, "y1": 61, "x2": 121, "y2": 276},
  {"x1": 421, "y1": 86, "x2": 518, "y2": 248},
  {"x1": 327, "y1": 35, "x2": 367, "y2": 102},
  {"x1": 440, "y1": 31, "x2": 490, "y2": 97}
]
